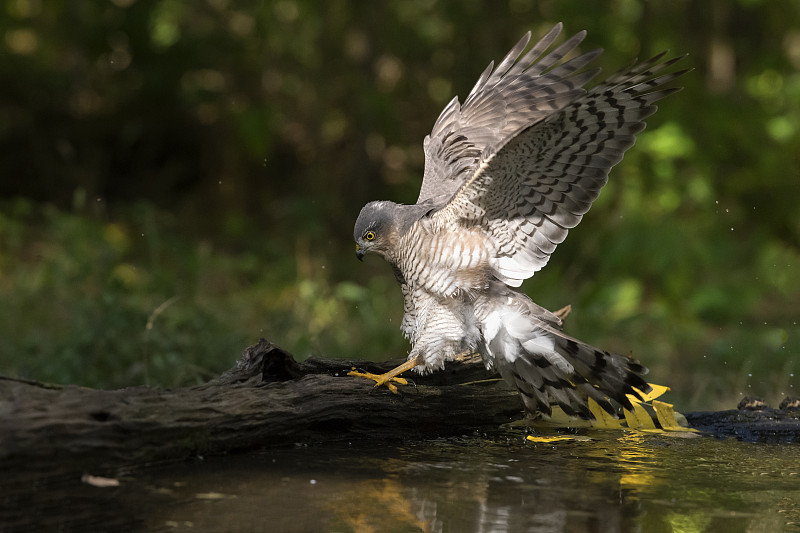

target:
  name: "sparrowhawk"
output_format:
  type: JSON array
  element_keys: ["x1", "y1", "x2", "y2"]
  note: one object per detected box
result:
[{"x1": 352, "y1": 23, "x2": 687, "y2": 419}]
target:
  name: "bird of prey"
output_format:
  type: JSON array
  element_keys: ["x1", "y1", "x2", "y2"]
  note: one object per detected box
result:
[{"x1": 352, "y1": 23, "x2": 687, "y2": 419}]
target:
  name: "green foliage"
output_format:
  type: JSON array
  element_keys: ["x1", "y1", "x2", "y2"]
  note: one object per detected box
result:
[
  {"x1": 0, "y1": 1, "x2": 798, "y2": 410},
  {"x1": 0, "y1": 199, "x2": 407, "y2": 388},
  {"x1": 0, "y1": 200, "x2": 235, "y2": 387}
]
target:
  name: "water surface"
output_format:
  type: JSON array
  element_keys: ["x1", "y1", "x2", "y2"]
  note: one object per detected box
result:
[{"x1": 9, "y1": 429, "x2": 800, "y2": 532}]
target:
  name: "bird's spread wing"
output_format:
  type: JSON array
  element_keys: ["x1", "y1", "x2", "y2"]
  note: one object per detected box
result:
[
  {"x1": 417, "y1": 23, "x2": 602, "y2": 205},
  {"x1": 432, "y1": 48, "x2": 688, "y2": 286}
]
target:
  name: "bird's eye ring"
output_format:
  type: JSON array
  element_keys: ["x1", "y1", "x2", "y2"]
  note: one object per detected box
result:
[{"x1": 364, "y1": 231, "x2": 376, "y2": 241}]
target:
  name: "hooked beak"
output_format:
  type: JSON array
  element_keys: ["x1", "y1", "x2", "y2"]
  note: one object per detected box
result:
[{"x1": 355, "y1": 244, "x2": 365, "y2": 261}]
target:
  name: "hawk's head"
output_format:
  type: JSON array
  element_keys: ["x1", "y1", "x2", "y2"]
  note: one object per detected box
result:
[
  {"x1": 354, "y1": 200, "x2": 433, "y2": 261},
  {"x1": 353, "y1": 201, "x2": 395, "y2": 261}
]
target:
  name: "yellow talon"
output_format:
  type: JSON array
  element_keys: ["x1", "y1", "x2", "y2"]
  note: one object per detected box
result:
[
  {"x1": 347, "y1": 356, "x2": 422, "y2": 394},
  {"x1": 347, "y1": 369, "x2": 410, "y2": 394}
]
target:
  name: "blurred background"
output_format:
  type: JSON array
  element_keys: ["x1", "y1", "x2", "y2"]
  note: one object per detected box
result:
[{"x1": 1, "y1": 0, "x2": 798, "y2": 411}]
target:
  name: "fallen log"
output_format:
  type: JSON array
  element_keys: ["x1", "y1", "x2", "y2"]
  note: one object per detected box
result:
[
  {"x1": 0, "y1": 339, "x2": 523, "y2": 466},
  {"x1": 1, "y1": 339, "x2": 799, "y2": 471},
  {"x1": 684, "y1": 407, "x2": 800, "y2": 443}
]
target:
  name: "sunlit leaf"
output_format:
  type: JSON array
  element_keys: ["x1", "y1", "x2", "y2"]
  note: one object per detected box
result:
[
  {"x1": 653, "y1": 400, "x2": 698, "y2": 432},
  {"x1": 542, "y1": 406, "x2": 593, "y2": 428},
  {"x1": 629, "y1": 383, "x2": 671, "y2": 404},
  {"x1": 588, "y1": 398, "x2": 624, "y2": 429},
  {"x1": 526, "y1": 435, "x2": 584, "y2": 443},
  {"x1": 623, "y1": 402, "x2": 657, "y2": 430}
]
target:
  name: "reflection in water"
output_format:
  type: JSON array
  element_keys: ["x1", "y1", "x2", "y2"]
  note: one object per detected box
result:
[
  {"x1": 138, "y1": 430, "x2": 800, "y2": 533},
  {"x1": 6, "y1": 429, "x2": 800, "y2": 532},
  {"x1": 325, "y1": 479, "x2": 428, "y2": 531}
]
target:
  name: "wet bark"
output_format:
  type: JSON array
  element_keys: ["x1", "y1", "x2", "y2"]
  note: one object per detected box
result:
[
  {"x1": 684, "y1": 408, "x2": 800, "y2": 443},
  {"x1": 1, "y1": 339, "x2": 798, "y2": 470},
  {"x1": 0, "y1": 339, "x2": 522, "y2": 466}
]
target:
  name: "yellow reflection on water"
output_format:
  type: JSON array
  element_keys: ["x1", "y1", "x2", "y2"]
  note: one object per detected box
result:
[
  {"x1": 666, "y1": 511, "x2": 713, "y2": 533},
  {"x1": 325, "y1": 478, "x2": 428, "y2": 532}
]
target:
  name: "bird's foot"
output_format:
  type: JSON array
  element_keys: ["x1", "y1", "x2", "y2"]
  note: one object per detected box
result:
[
  {"x1": 346, "y1": 369, "x2": 409, "y2": 394},
  {"x1": 347, "y1": 356, "x2": 422, "y2": 394}
]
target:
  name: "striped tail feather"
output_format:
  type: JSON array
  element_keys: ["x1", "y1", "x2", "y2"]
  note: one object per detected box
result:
[{"x1": 479, "y1": 289, "x2": 651, "y2": 419}]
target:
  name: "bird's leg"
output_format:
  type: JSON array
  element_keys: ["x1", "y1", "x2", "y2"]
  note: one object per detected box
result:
[
  {"x1": 348, "y1": 354, "x2": 423, "y2": 394},
  {"x1": 554, "y1": 304, "x2": 572, "y2": 322}
]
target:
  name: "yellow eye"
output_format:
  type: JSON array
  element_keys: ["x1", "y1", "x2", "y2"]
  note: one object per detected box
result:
[{"x1": 364, "y1": 231, "x2": 376, "y2": 241}]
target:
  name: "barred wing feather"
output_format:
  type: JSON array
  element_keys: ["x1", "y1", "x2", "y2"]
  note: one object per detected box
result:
[
  {"x1": 434, "y1": 52, "x2": 688, "y2": 286},
  {"x1": 418, "y1": 23, "x2": 603, "y2": 206}
]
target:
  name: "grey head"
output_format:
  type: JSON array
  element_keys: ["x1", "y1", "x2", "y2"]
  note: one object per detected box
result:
[{"x1": 353, "y1": 200, "x2": 431, "y2": 261}]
